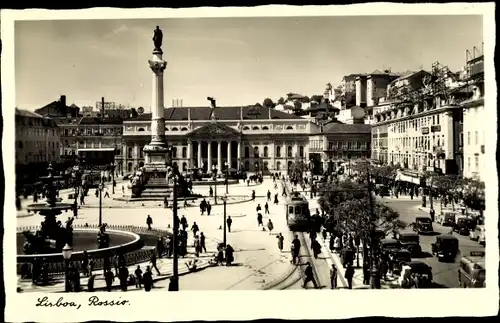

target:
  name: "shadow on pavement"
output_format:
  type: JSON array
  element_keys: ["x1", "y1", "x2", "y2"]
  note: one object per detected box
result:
[{"x1": 414, "y1": 251, "x2": 433, "y2": 259}]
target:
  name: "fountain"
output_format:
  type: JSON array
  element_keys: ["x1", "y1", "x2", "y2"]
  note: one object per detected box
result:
[{"x1": 24, "y1": 163, "x2": 76, "y2": 253}]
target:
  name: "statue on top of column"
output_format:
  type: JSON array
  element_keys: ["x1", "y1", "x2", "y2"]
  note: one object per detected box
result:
[{"x1": 153, "y1": 26, "x2": 163, "y2": 50}]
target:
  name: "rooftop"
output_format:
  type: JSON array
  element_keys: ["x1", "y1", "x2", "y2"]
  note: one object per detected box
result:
[
  {"x1": 15, "y1": 108, "x2": 44, "y2": 119},
  {"x1": 316, "y1": 122, "x2": 371, "y2": 135},
  {"x1": 127, "y1": 106, "x2": 304, "y2": 121}
]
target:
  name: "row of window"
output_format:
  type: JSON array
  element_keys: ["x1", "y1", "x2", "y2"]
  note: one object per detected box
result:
[
  {"x1": 17, "y1": 140, "x2": 59, "y2": 150},
  {"x1": 391, "y1": 114, "x2": 442, "y2": 134},
  {"x1": 18, "y1": 127, "x2": 59, "y2": 137},
  {"x1": 390, "y1": 134, "x2": 445, "y2": 151},
  {"x1": 466, "y1": 131, "x2": 484, "y2": 146},
  {"x1": 18, "y1": 151, "x2": 57, "y2": 164},
  {"x1": 327, "y1": 141, "x2": 369, "y2": 150},
  {"x1": 63, "y1": 128, "x2": 122, "y2": 136},
  {"x1": 136, "y1": 125, "x2": 296, "y2": 132}
]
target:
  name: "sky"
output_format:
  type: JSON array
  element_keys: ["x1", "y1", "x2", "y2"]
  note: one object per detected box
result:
[{"x1": 15, "y1": 15, "x2": 483, "y2": 112}]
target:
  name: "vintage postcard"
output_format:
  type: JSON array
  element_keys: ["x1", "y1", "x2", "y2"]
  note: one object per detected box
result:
[{"x1": 2, "y1": 4, "x2": 498, "y2": 322}]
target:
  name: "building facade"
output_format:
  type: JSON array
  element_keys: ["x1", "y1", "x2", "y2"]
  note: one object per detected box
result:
[
  {"x1": 15, "y1": 108, "x2": 61, "y2": 165},
  {"x1": 121, "y1": 106, "x2": 372, "y2": 175},
  {"x1": 461, "y1": 51, "x2": 485, "y2": 181},
  {"x1": 370, "y1": 61, "x2": 475, "y2": 183}
]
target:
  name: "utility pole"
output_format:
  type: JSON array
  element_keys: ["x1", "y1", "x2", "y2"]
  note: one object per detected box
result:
[
  {"x1": 366, "y1": 169, "x2": 381, "y2": 289},
  {"x1": 169, "y1": 177, "x2": 179, "y2": 291}
]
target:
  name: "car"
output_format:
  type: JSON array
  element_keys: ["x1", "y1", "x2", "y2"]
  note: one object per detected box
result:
[
  {"x1": 398, "y1": 261, "x2": 433, "y2": 288},
  {"x1": 413, "y1": 217, "x2": 434, "y2": 234},
  {"x1": 437, "y1": 211, "x2": 457, "y2": 226},
  {"x1": 458, "y1": 251, "x2": 486, "y2": 288},
  {"x1": 431, "y1": 235, "x2": 459, "y2": 262},
  {"x1": 453, "y1": 216, "x2": 475, "y2": 236},
  {"x1": 389, "y1": 249, "x2": 412, "y2": 274},
  {"x1": 380, "y1": 238, "x2": 400, "y2": 254},
  {"x1": 397, "y1": 232, "x2": 422, "y2": 256},
  {"x1": 469, "y1": 225, "x2": 485, "y2": 245}
]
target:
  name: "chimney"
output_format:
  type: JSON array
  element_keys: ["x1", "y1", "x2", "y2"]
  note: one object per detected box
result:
[{"x1": 60, "y1": 95, "x2": 67, "y2": 107}]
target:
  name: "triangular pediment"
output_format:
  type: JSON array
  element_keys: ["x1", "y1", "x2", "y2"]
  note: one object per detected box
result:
[{"x1": 188, "y1": 122, "x2": 241, "y2": 137}]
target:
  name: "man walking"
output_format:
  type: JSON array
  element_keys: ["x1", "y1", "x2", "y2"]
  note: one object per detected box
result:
[
  {"x1": 303, "y1": 262, "x2": 318, "y2": 289},
  {"x1": 291, "y1": 235, "x2": 301, "y2": 265},
  {"x1": 226, "y1": 216, "x2": 232, "y2": 233},
  {"x1": 264, "y1": 202, "x2": 270, "y2": 215},
  {"x1": 199, "y1": 232, "x2": 207, "y2": 253},
  {"x1": 345, "y1": 263, "x2": 355, "y2": 289},
  {"x1": 150, "y1": 251, "x2": 161, "y2": 275},
  {"x1": 146, "y1": 215, "x2": 153, "y2": 230},
  {"x1": 330, "y1": 264, "x2": 338, "y2": 289},
  {"x1": 267, "y1": 190, "x2": 271, "y2": 202}
]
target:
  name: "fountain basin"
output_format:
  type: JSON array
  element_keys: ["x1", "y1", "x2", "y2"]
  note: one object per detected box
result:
[
  {"x1": 16, "y1": 229, "x2": 142, "y2": 263},
  {"x1": 26, "y1": 202, "x2": 74, "y2": 213}
]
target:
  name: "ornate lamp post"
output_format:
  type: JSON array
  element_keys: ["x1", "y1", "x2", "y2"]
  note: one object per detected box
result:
[
  {"x1": 62, "y1": 243, "x2": 73, "y2": 292},
  {"x1": 221, "y1": 193, "x2": 228, "y2": 246},
  {"x1": 224, "y1": 161, "x2": 229, "y2": 194},
  {"x1": 98, "y1": 182, "x2": 104, "y2": 226},
  {"x1": 71, "y1": 165, "x2": 80, "y2": 217},
  {"x1": 169, "y1": 174, "x2": 180, "y2": 291},
  {"x1": 212, "y1": 165, "x2": 218, "y2": 204}
]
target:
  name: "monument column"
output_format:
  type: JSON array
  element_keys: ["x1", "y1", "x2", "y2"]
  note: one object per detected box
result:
[
  {"x1": 197, "y1": 141, "x2": 202, "y2": 168},
  {"x1": 207, "y1": 141, "x2": 213, "y2": 171},
  {"x1": 143, "y1": 26, "x2": 171, "y2": 175},
  {"x1": 217, "y1": 141, "x2": 222, "y2": 172}
]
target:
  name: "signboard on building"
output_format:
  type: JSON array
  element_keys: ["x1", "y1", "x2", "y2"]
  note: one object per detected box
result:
[
  {"x1": 431, "y1": 125, "x2": 441, "y2": 132},
  {"x1": 421, "y1": 127, "x2": 429, "y2": 135}
]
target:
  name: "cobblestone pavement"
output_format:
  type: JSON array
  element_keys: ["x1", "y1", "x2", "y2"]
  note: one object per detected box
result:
[{"x1": 16, "y1": 177, "x2": 297, "y2": 291}]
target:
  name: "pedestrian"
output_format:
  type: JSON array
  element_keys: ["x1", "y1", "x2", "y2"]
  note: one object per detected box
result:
[
  {"x1": 274, "y1": 194, "x2": 279, "y2": 205},
  {"x1": 95, "y1": 189, "x2": 99, "y2": 198},
  {"x1": 312, "y1": 239, "x2": 321, "y2": 259},
  {"x1": 104, "y1": 188, "x2": 110, "y2": 198},
  {"x1": 200, "y1": 232, "x2": 207, "y2": 253},
  {"x1": 146, "y1": 215, "x2": 153, "y2": 230},
  {"x1": 165, "y1": 236, "x2": 172, "y2": 258},
  {"x1": 209, "y1": 186, "x2": 213, "y2": 197},
  {"x1": 87, "y1": 274, "x2": 96, "y2": 292},
  {"x1": 291, "y1": 235, "x2": 301, "y2": 265},
  {"x1": 276, "y1": 233, "x2": 284, "y2": 252},
  {"x1": 104, "y1": 269, "x2": 114, "y2": 292},
  {"x1": 265, "y1": 202, "x2": 270, "y2": 215},
  {"x1": 267, "y1": 190, "x2": 271, "y2": 201},
  {"x1": 180, "y1": 215, "x2": 188, "y2": 231},
  {"x1": 119, "y1": 265, "x2": 129, "y2": 291},
  {"x1": 430, "y1": 208, "x2": 435, "y2": 222},
  {"x1": 156, "y1": 237, "x2": 164, "y2": 259},
  {"x1": 257, "y1": 213, "x2": 263, "y2": 227},
  {"x1": 207, "y1": 202, "x2": 212, "y2": 216},
  {"x1": 112, "y1": 254, "x2": 120, "y2": 276},
  {"x1": 143, "y1": 266, "x2": 153, "y2": 292},
  {"x1": 194, "y1": 235, "x2": 201, "y2": 257},
  {"x1": 103, "y1": 256, "x2": 111, "y2": 277},
  {"x1": 362, "y1": 261, "x2": 370, "y2": 285},
  {"x1": 150, "y1": 251, "x2": 161, "y2": 275},
  {"x1": 134, "y1": 265, "x2": 143, "y2": 289},
  {"x1": 302, "y1": 262, "x2": 318, "y2": 289},
  {"x1": 267, "y1": 219, "x2": 274, "y2": 235},
  {"x1": 252, "y1": 190, "x2": 255, "y2": 200},
  {"x1": 225, "y1": 244, "x2": 234, "y2": 266},
  {"x1": 191, "y1": 222, "x2": 199, "y2": 238},
  {"x1": 329, "y1": 234, "x2": 335, "y2": 252},
  {"x1": 200, "y1": 200, "x2": 205, "y2": 215},
  {"x1": 345, "y1": 263, "x2": 355, "y2": 289},
  {"x1": 330, "y1": 264, "x2": 338, "y2": 289},
  {"x1": 256, "y1": 204, "x2": 262, "y2": 213},
  {"x1": 226, "y1": 216, "x2": 232, "y2": 233}
]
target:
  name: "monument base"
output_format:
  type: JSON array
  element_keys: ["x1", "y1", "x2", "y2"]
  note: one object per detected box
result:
[{"x1": 143, "y1": 144, "x2": 171, "y2": 174}]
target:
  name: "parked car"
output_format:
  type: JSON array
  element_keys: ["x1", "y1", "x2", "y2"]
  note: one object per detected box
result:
[
  {"x1": 431, "y1": 235, "x2": 459, "y2": 262},
  {"x1": 412, "y1": 217, "x2": 434, "y2": 234},
  {"x1": 397, "y1": 232, "x2": 422, "y2": 256},
  {"x1": 469, "y1": 225, "x2": 485, "y2": 245},
  {"x1": 389, "y1": 249, "x2": 412, "y2": 274},
  {"x1": 437, "y1": 211, "x2": 457, "y2": 226},
  {"x1": 380, "y1": 238, "x2": 400, "y2": 254},
  {"x1": 398, "y1": 261, "x2": 433, "y2": 288},
  {"x1": 458, "y1": 251, "x2": 486, "y2": 288},
  {"x1": 453, "y1": 216, "x2": 476, "y2": 236}
]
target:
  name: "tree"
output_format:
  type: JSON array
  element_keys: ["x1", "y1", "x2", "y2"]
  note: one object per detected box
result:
[
  {"x1": 263, "y1": 98, "x2": 275, "y2": 109},
  {"x1": 277, "y1": 97, "x2": 285, "y2": 105},
  {"x1": 461, "y1": 179, "x2": 485, "y2": 217},
  {"x1": 433, "y1": 175, "x2": 461, "y2": 211}
]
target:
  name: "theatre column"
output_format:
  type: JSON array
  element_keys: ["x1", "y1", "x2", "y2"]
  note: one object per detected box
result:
[
  {"x1": 187, "y1": 140, "x2": 193, "y2": 169},
  {"x1": 237, "y1": 141, "x2": 242, "y2": 170},
  {"x1": 227, "y1": 141, "x2": 232, "y2": 169},
  {"x1": 197, "y1": 141, "x2": 202, "y2": 168},
  {"x1": 207, "y1": 141, "x2": 213, "y2": 171},
  {"x1": 217, "y1": 141, "x2": 222, "y2": 171}
]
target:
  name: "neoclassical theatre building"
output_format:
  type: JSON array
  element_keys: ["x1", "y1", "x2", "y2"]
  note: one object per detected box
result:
[{"x1": 121, "y1": 105, "x2": 371, "y2": 175}]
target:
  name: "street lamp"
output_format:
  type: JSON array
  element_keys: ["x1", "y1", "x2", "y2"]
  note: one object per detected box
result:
[
  {"x1": 212, "y1": 165, "x2": 218, "y2": 204},
  {"x1": 71, "y1": 165, "x2": 80, "y2": 217},
  {"x1": 169, "y1": 174, "x2": 179, "y2": 291},
  {"x1": 224, "y1": 161, "x2": 229, "y2": 194},
  {"x1": 221, "y1": 193, "x2": 228, "y2": 246},
  {"x1": 62, "y1": 243, "x2": 73, "y2": 292},
  {"x1": 98, "y1": 182, "x2": 104, "y2": 226}
]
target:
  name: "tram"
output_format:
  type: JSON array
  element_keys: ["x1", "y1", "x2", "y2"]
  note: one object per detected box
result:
[{"x1": 285, "y1": 191, "x2": 311, "y2": 231}]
